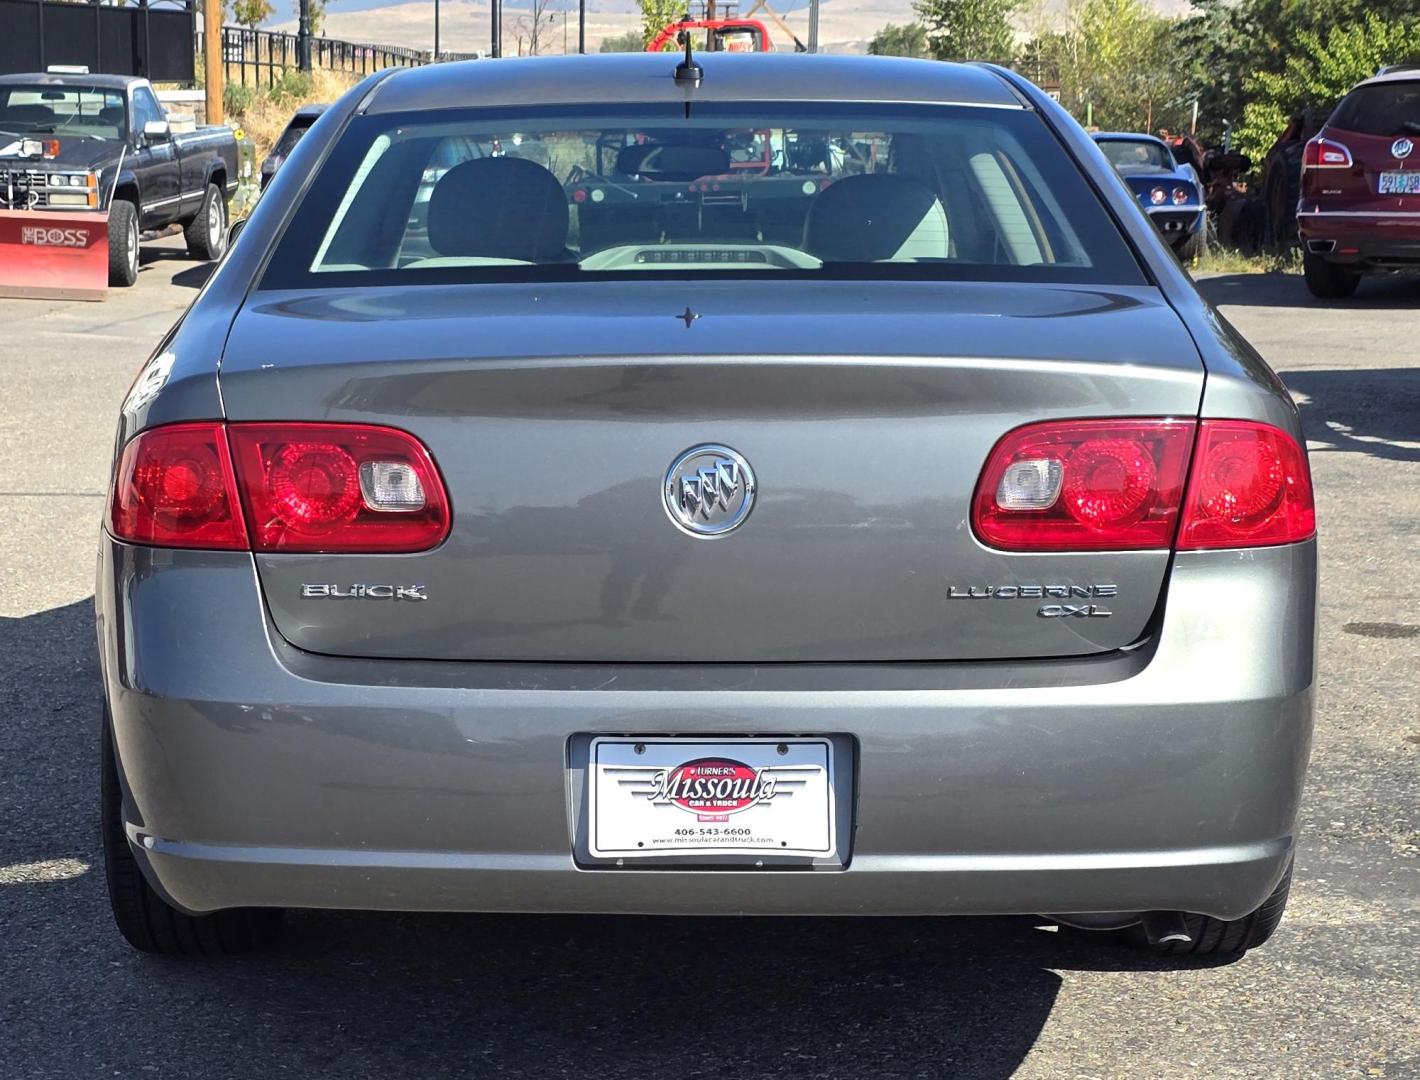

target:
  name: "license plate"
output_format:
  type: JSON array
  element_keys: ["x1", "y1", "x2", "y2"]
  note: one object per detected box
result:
[
  {"x1": 587, "y1": 737, "x2": 835, "y2": 859},
  {"x1": 1379, "y1": 171, "x2": 1420, "y2": 194}
]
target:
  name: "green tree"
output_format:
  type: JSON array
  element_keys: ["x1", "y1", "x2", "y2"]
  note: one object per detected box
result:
[
  {"x1": 600, "y1": 29, "x2": 646, "y2": 52},
  {"x1": 1030, "y1": 0, "x2": 1184, "y2": 134},
  {"x1": 913, "y1": 0, "x2": 1021, "y2": 62},
  {"x1": 1235, "y1": 12, "x2": 1420, "y2": 162},
  {"x1": 229, "y1": 0, "x2": 273, "y2": 28},
  {"x1": 638, "y1": 0, "x2": 683, "y2": 48},
  {"x1": 1077, "y1": 0, "x2": 1179, "y2": 131},
  {"x1": 868, "y1": 23, "x2": 929, "y2": 58},
  {"x1": 1172, "y1": 0, "x2": 1420, "y2": 145}
]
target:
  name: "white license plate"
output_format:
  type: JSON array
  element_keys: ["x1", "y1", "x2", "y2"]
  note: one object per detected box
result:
[
  {"x1": 1379, "y1": 171, "x2": 1420, "y2": 194},
  {"x1": 587, "y1": 737, "x2": 836, "y2": 859}
]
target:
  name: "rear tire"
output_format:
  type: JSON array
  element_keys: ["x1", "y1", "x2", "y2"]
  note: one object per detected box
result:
[
  {"x1": 1138, "y1": 857, "x2": 1294, "y2": 957},
  {"x1": 102, "y1": 709, "x2": 282, "y2": 955},
  {"x1": 1303, "y1": 251, "x2": 1361, "y2": 299},
  {"x1": 183, "y1": 183, "x2": 227, "y2": 262},
  {"x1": 1174, "y1": 229, "x2": 1204, "y2": 264},
  {"x1": 107, "y1": 199, "x2": 138, "y2": 287}
]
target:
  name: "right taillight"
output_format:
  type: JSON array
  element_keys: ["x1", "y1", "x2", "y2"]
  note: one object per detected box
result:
[
  {"x1": 972, "y1": 418, "x2": 1196, "y2": 551},
  {"x1": 972, "y1": 417, "x2": 1314, "y2": 553},
  {"x1": 109, "y1": 421, "x2": 450, "y2": 554},
  {"x1": 1176, "y1": 420, "x2": 1315, "y2": 550},
  {"x1": 1302, "y1": 136, "x2": 1353, "y2": 170}
]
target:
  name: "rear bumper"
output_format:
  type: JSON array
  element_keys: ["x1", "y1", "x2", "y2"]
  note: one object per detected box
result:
[
  {"x1": 1144, "y1": 206, "x2": 1203, "y2": 238},
  {"x1": 1297, "y1": 211, "x2": 1420, "y2": 267},
  {"x1": 97, "y1": 539, "x2": 1316, "y2": 920}
]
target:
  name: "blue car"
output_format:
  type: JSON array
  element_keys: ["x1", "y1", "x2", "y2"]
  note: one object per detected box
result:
[{"x1": 1093, "y1": 133, "x2": 1205, "y2": 258}]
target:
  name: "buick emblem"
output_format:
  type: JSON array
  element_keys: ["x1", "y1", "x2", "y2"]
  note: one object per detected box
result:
[
  {"x1": 1393, "y1": 137, "x2": 1414, "y2": 160},
  {"x1": 663, "y1": 444, "x2": 756, "y2": 537}
]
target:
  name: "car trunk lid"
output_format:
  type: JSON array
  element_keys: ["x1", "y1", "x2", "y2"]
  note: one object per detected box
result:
[{"x1": 219, "y1": 279, "x2": 1204, "y2": 662}]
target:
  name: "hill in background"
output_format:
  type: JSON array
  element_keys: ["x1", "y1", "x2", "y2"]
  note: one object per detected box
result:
[{"x1": 267, "y1": 0, "x2": 1191, "y2": 57}]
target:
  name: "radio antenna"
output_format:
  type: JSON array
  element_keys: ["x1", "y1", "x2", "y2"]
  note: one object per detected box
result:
[{"x1": 674, "y1": 22, "x2": 703, "y2": 86}]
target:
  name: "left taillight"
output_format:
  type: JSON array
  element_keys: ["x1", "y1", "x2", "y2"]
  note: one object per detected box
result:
[
  {"x1": 110, "y1": 422, "x2": 249, "y2": 549},
  {"x1": 110, "y1": 422, "x2": 450, "y2": 554},
  {"x1": 1302, "y1": 136, "x2": 1353, "y2": 170}
]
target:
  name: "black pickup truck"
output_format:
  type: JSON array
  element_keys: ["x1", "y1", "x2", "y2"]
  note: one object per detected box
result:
[{"x1": 0, "y1": 71, "x2": 238, "y2": 286}]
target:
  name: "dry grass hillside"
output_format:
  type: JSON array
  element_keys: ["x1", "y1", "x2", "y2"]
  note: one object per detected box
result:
[
  {"x1": 274, "y1": 0, "x2": 1193, "y2": 56},
  {"x1": 228, "y1": 68, "x2": 358, "y2": 159}
]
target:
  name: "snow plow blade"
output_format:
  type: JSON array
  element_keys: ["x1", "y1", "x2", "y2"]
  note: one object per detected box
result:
[{"x1": 0, "y1": 209, "x2": 109, "y2": 301}]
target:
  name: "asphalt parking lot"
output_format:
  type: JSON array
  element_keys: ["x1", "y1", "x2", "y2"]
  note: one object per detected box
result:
[{"x1": 1, "y1": 238, "x2": 1416, "y2": 1079}]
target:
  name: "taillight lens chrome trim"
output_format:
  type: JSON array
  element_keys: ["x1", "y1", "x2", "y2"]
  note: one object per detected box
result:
[
  {"x1": 972, "y1": 418, "x2": 1196, "y2": 551},
  {"x1": 109, "y1": 421, "x2": 451, "y2": 554}
]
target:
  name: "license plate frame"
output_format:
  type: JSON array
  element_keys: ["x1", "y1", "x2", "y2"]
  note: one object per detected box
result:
[
  {"x1": 586, "y1": 736, "x2": 838, "y2": 860},
  {"x1": 1379, "y1": 171, "x2": 1420, "y2": 195}
]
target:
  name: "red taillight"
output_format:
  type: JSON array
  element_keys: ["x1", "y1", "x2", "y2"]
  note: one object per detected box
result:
[
  {"x1": 1176, "y1": 421, "x2": 1314, "y2": 550},
  {"x1": 227, "y1": 423, "x2": 450, "y2": 553},
  {"x1": 109, "y1": 422, "x2": 249, "y2": 549},
  {"x1": 1302, "y1": 137, "x2": 1353, "y2": 170},
  {"x1": 110, "y1": 422, "x2": 450, "y2": 553},
  {"x1": 972, "y1": 419, "x2": 1196, "y2": 551}
]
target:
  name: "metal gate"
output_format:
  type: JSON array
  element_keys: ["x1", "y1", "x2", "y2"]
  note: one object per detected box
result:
[{"x1": 0, "y1": 0, "x2": 196, "y2": 83}]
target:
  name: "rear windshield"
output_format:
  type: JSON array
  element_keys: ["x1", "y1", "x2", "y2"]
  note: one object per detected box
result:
[
  {"x1": 1097, "y1": 138, "x2": 1173, "y2": 172},
  {"x1": 0, "y1": 85, "x2": 125, "y2": 141},
  {"x1": 260, "y1": 103, "x2": 1144, "y2": 289},
  {"x1": 1330, "y1": 81, "x2": 1420, "y2": 137},
  {"x1": 273, "y1": 117, "x2": 318, "y2": 157}
]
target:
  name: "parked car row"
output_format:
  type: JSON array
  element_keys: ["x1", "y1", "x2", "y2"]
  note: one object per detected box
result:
[{"x1": 1087, "y1": 64, "x2": 1417, "y2": 301}]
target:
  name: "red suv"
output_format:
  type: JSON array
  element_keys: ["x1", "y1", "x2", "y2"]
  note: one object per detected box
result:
[{"x1": 1297, "y1": 66, "x2": 1420, "y2": 298}]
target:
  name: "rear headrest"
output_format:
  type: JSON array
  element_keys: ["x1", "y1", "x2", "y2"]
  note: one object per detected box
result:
[
  {"x1": 803, "y1": 173, "x2": 949, "y2": 263},
  {"x1": 7, "y1": 105, "x2": 53, "y2": 125},
  {"x1": 614, "y1": 143, "x2": 730, "y2": 181},
  {"x1": 427, "y1": 156, "x2": 569, "y2": 262}
]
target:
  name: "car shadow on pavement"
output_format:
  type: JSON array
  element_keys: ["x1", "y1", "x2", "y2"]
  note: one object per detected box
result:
[
  {"x1": 135, "y1": 244, "x2": 216, "y2": 290},
  {"x1": 1194, "y1": 272, "x2": 1420, "y2": 310},
  {"x1": 2, "y1": 599, "x2": 1230, "y2": 1080},
  {"x1": 1278, "y1": 367, "x2": 1420, "y2": 464},
  {"x1": 170, "y1": 263, "x2": 217, "y2": 290}
]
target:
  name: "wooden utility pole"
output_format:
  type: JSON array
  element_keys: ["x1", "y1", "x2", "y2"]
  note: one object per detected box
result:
[{"x1": 203, "y1": 0, "x2": 224, "y2": 125}]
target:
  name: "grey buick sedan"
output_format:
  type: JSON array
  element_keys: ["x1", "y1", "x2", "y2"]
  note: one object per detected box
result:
[{"x1": 98, "y1": 53, "x2": 1316, "y2": 958}]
